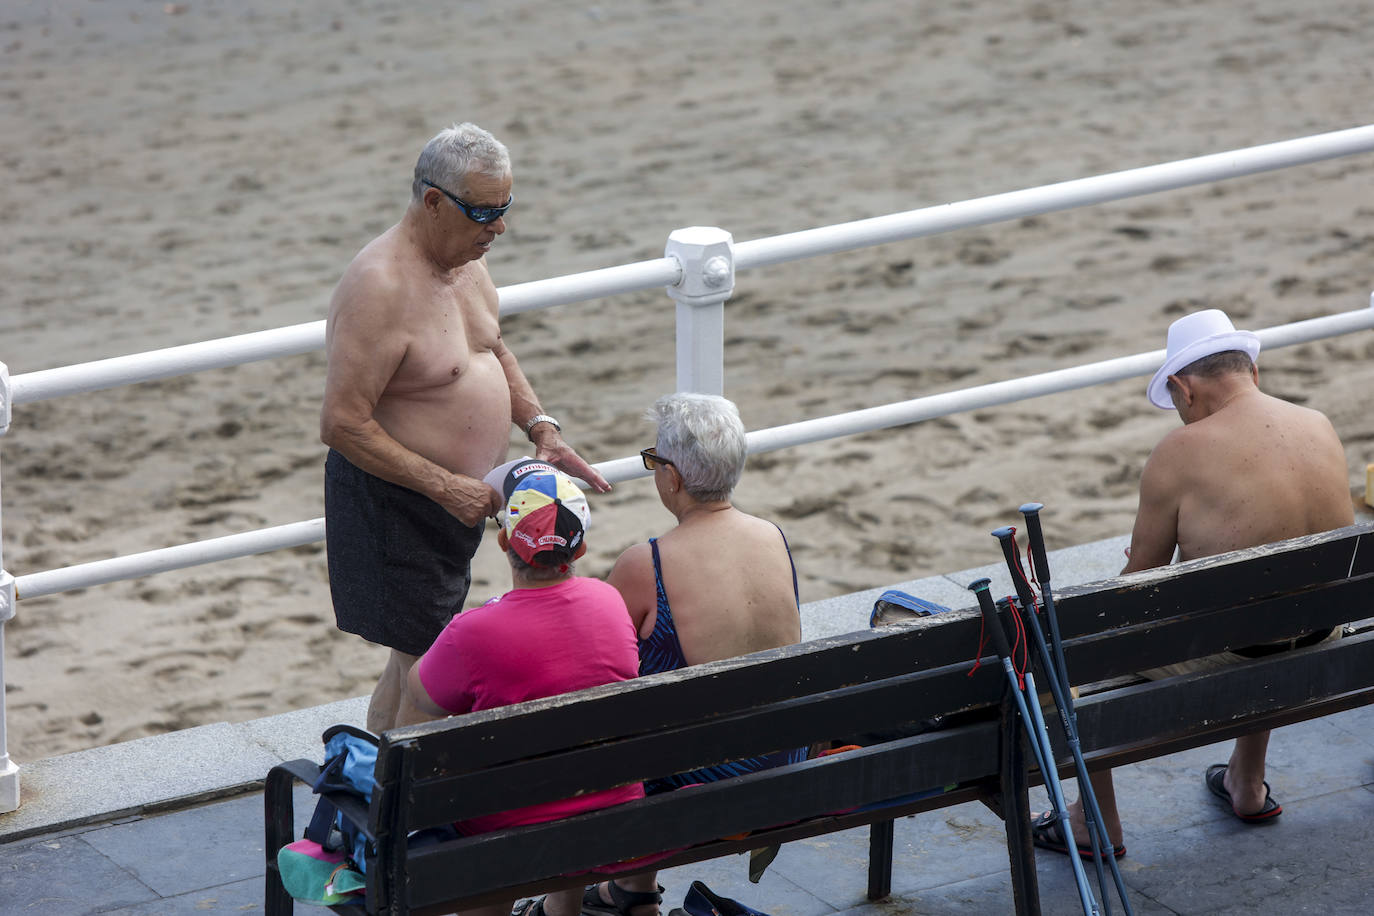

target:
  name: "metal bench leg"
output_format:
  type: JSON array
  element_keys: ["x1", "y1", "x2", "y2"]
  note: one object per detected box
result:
[
  {"x1": 999, "y1": 694, "x2": 1041, "y2": 916},
  {"x1": 264, "y1": 766, "x2": 299, "y2": 916},
  {"x1": 867, "y1": 818, "x2": 895, "y2": 900}
]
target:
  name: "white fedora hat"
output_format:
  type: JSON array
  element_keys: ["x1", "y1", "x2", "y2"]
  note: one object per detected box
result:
[{"x1": 1147, "y1": 309, "x2": 1260, "y2": 409}]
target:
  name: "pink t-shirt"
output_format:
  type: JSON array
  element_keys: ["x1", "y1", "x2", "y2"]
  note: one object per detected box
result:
[{"x1": 416, "y1": 576, "x2": 644, "y2": 835}]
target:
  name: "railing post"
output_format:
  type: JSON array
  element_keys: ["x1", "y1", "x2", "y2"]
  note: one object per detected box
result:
[
  {"x1": 0, "y1": 359, "x2": 10, "y2": 436},
  {"x1": 0, "y1": 359, "x2": 17, "y2": 812},
  {"x1": 665, "y1": 227, "x2": 734, "y2": 395},
  {"x1": 0, "y1": 573, "x2": 15, "y2": 813}
]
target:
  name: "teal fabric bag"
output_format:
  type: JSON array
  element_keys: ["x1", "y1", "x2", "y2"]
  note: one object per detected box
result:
[{"x1": 277, "y1": 838, "x2": 366, "y2": 906}]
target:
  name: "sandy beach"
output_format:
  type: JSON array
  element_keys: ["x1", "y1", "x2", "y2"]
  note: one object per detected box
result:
[{"x1": 2, "y1": 0, "x2": 1372, "y2": 761}]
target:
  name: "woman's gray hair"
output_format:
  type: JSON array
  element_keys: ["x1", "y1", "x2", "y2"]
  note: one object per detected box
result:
[
  {"x1": 412, "y1": 123, "x2": 511, "y2": 200},
  {"x1": 650, "y1": 393, "x2": 747, "y2": 502}
]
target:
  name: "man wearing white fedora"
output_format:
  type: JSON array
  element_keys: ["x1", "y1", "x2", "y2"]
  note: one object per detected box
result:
[{"x1": 1033, "y1": 308, "x2": 1354, "y2": 861}]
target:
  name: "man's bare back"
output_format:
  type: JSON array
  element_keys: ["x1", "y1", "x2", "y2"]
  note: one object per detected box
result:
[
  {"x1": 1144, "y1": 389, "x2": 1353, "y2": 564},
  {"x1": 1125, "y1": 346, "x2": 1354, "y2": 576}
]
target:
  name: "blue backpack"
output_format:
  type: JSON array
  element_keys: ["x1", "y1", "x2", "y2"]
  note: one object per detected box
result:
[{"x1": 304, "y1": 724, "x2": 379, "y2": 872}]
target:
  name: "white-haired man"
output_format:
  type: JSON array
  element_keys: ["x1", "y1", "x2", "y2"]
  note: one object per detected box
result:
[
  {"x1": 1034, "y1": 309, "x2": 1354, "y2": 861},
  {"x1": 321, "y1": 123, "x2": 609, "y2": 733}
]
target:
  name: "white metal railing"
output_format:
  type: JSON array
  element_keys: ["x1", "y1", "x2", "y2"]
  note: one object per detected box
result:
[
  {"x1": 12, "y1": 124, "x2": 1374, "y2": 406},
  {"x1": 2, "y1": 124, "x2": 1374, "y2": 813}
]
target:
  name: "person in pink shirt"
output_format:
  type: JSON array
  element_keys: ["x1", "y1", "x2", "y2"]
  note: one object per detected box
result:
[{"x1": 405, "y1": 459, "x2": 642, "y2": 916}]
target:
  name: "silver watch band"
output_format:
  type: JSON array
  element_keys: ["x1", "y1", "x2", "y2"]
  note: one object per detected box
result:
[{"x1": 524, "y1": 414, "x2": 561, "y2": 439}]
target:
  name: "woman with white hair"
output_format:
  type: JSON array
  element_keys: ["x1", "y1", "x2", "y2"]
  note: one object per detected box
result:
[{"x1": 582, "y1": 392, "x2": 803, "y2": 916}]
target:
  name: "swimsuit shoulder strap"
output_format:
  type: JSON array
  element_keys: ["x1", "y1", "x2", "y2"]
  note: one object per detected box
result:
[{"x1": 773, "y1": 523, "x2": 800, "y2": 607}]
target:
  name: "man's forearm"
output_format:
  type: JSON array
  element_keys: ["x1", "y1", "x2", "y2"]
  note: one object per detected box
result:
[
  {"x1": 325, "y1": 417, "x2": 470, "y2": 504},
  {"x1": 495, "y1": 341, "x2": 545, "y2": 432}
]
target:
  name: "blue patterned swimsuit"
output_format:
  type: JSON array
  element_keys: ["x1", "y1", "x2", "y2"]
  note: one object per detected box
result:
[{"x1": 640, "y1": 530, "x2": 807, "y2": 795}]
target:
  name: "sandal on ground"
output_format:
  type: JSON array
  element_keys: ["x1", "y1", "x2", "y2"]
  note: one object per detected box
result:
[
  {"x1": 1030, "y1": 810, "x2": 1126, "y2": 861},
  {"x1": 514, "y1": 897, "x2": 549, "y2": 916},
  {"x1": 582, "y1": 880, "x2": 664, "y2": 916},
  {"x1": 1204, "y1": 763, "x2": 1282, "y2": 823}
]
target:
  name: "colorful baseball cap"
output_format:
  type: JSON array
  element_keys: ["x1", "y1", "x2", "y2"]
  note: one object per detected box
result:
[{"x1": 497, "y1": 459, "x2": 590, "y2": 565}]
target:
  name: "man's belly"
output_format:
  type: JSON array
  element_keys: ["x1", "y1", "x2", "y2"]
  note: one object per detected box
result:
[{"x1": 373, "y1": 357, "x2": 513, "y2": 480}]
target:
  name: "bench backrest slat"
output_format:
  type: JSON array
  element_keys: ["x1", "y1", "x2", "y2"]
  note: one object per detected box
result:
[
  {"x1": 1052, "y1": 523, "x2": 1373, "y2": 637},
  {"x1": 1062, "y1": 570, "x2": 1373, "y2": 684},
  {"x1": 402, "y1": 658, "x2": 1005, "y2": 824},
  {"x1": 1077, "y1": 629, "x2": 1374, "y2": 759},
  {"x1": 402, "y1": 724, "x2": 1000, "y2": 904},
  {"x1": 388, "y1": 611, "x2": 989, "y2": 773}
]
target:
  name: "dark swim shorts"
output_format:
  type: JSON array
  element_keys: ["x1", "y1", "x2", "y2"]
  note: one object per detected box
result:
[{"x1": 324, "y1": 449, "x2": 484, "y2": 656}]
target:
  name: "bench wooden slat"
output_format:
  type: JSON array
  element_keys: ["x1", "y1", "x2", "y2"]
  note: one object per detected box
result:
[
  {"x1": 403, "y1": 784, "x2": 997, "y2": 913},
  {"x1": 389, "y1": 612, "x2": 989, "y2": 772},
  {"x1": 1076, "y1": 629, "x2": 1374, "y2": 762},
  {"x1": 1052, "y1": 523, "x2": 1374, "y2": 637},
  {"x1": 402, "y1": 724, "x2": 1003, "y2": 905},
  {"x1": 1062, "y1": 570, "x2": 1374, "y2": 684},
  {"x1": 403, "y1": 659, "x2": 1004, "y2": 824}
]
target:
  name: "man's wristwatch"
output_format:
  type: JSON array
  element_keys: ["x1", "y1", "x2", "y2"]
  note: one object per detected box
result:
[{"x1": 524, "y1": 414, "x2": 561, "y2": 440}]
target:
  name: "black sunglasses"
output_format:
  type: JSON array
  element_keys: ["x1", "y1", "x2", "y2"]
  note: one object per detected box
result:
[
  {"x1": 640, "y1": 447, "x2": 675, "y2": 471},
  {"x1": 421, "y1": 179, "x2": 513, "y2": 224}
]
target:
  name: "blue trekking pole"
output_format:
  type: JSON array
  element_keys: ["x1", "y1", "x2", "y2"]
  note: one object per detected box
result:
[
  {"x1": 968, "y1": 578, "x2": 1100, "y2": 916},
  {"x1": 996, "y1": 517, "x2": 1134, "y2": 916}
]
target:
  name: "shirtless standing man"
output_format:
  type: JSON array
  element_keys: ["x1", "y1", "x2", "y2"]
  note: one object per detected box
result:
[
  {"x1": 1033, "y1": 308, "x2": 1354, "y2": 861},
  {"x1": 321, "y1": 123, "x2": 610, "y2": 734}
]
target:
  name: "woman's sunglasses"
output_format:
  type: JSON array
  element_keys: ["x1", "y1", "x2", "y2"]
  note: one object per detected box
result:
[
  {"x1": 421, "y1": 180, "x2": 513, "y2": 224},
  {"x1": 640, "y1": 447, "x2": 675, "y2": 471}
]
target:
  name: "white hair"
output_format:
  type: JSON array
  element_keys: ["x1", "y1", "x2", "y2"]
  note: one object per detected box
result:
[
  {"x1": 650, "y1": 393, "x2": 747, "y2": 502},
  {"x1": 411, "y1": 122, "x2": 510, "y2": 199}
]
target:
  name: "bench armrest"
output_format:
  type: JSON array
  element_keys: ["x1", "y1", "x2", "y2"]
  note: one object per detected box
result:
[
  {"x1": 265, "y1": 758, "x2": 380, "y2": 840},
  {"x1": 265, "y1": 760, "x2": 319, "y2": 916},
  {"x1": 265, "y1": 758, "x2": 382, "y2": 916}
]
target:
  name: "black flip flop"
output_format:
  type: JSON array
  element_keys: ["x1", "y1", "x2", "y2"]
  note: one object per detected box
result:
[
  {"x1": 513, "y1": 898, "x2": 549, "y2": 916},
  {"x1": 581, "y1": 880, "x2": 665, "y2": 916},
  {"x1": 1030, "y1": 810, "x2": 1126, "y2": 861},
  {"x1": 1204, "y1": 763, "x2": 1282, "y2": 823}
]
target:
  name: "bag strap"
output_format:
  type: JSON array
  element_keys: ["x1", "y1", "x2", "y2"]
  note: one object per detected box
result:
[
  {"x1": 304, "y1": 796, "x2": 341, "y2": 849},
  {"x1": 321, "y1": 723, "x2": 380, "y2": 746}
]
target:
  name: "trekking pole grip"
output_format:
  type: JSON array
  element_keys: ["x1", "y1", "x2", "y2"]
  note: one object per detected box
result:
[
  {"x1": 968, "y1": 577, "x2": 1014, "y2": 661},
  {"x1": 991, "y1": 526, "x2": 1040, "y2": 612},
  {"x1": 1019, "y1": 502, "x2": 1052, "y2": 584}
]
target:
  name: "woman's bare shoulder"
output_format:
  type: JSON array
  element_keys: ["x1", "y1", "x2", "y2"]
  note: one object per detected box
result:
[{"x1": 606, "y1": 541, "x2": 655, "y2": 591}]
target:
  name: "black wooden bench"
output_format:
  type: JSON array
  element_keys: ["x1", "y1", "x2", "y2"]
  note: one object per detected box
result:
[{"x1": 263, "y1": 521, "x2": 1374, "y2": 916}]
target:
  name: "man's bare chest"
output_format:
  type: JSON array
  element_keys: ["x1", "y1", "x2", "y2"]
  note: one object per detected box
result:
[{"x1": 391, "y1": 282, "x2": 502, "y2": 391}]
